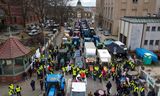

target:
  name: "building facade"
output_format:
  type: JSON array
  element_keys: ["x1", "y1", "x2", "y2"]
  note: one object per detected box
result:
[
  {"x1": 96, "y1": 0, "x2": 157, "y2": 35},
  {"x1": 95, "y1": 0, "x2": 104, "y2": 27},
  {"x1": 119, "y1": 16, "x2": 160, "y2": 51},
  {"x1": 155, "y1": 0, "x2": 160, "y2": 15},
  {"x1": 0, "y1": 0, "x2": 38, "y2": 29},
  {"x1": 68, "y1": 0, "x2": 95, "y2": 19}
]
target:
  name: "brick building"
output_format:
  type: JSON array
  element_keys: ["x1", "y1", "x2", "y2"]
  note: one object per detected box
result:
[{"x1": 0, "y1": 0, "x2": 38, "y2": 29}]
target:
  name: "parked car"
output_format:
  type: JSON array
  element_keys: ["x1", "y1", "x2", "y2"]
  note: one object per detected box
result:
[
  {"x1": 28, "y1": 29, "x2": 39, "y2": 36},
  {"x1": 103, "y1": 30, "x2": 111, "y2": 36},
  {"x1": 53, "y1": 29, "x2": 58, "y2": 34},
  {"x1": 98, "y1": 27, "x2": 103, "y2": 31}
]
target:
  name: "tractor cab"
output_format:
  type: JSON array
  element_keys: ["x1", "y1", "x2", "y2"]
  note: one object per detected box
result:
[{"x1": 45, "y1": 74, "x2": 65, "y2": 96}]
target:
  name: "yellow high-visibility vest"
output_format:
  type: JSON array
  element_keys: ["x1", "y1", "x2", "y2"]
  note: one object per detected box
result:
[
  {"x1": 139, "y1": 87, "x2": 145, "y2": 92},
  {"x1": 94, "y1": 66, "x2": 99, "y2": 71},
  {"x1": 134, "y1": 86, "x2": 139, "y2": 92},
  {"x1": 16, "y1": 87, "x2": 21, "y2": 92},
  {"x1": 8, "y1": 90, "x2": 13, "y2": 95},
  {"x1": 77, "y1": 68, "x2": 80, "y2": 72},
  {"x1": 37, "y1": 70, "x2": 40, "y2": 74},
  {"x1": 73, "y1": 70, "x2": 77, "y2": 76},
  {"x1": 62, "y1": 67, "x2": 65, "y2": 72},
  {"x1": 9, "y1": 84, "x2": 14, "y2": 90},
  {"x1": 99, "y1": 74, "x2": 102, "y2": 78}
]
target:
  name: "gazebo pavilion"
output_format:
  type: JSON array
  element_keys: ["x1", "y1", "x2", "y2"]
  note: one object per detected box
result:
[{"x1": 0, "y1": 37, "x2": 30, "y2": 83}]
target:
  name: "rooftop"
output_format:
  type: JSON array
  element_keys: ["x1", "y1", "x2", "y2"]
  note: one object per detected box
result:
[
  {"x1": 0, "y1": 37, "x2": 30, "y2": 59},
  {"x1": 121, "y1": 16, "x2": 160, "y2": 23}
]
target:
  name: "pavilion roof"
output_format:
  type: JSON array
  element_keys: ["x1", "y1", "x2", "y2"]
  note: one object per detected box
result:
[{"x1": 0, "y1": 37, "x2": 30, "y2": 59}]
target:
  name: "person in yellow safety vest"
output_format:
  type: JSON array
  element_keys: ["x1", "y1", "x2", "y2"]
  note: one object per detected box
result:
[
  {"x1": 37, "y1": 69, "x2": 41, "y2": 79},
  {"x1": 134, "y1": 86, "x2": 139, "y2": 92},
  {"x1": 39, "y1": 65, "x2": 43, "y2": 71},
  {"x1": 49, "y1": 50, "x2": 52, "y2": 53},
  {"x1": 16, "y1": 85, "x2": 21, "y2": 96},
  {"x1": 79, "y1": 70, "x2": 83, "y2": 74},
  {"x1": 77, "y1": 67, "x2": 80, "y2": 72},
  {"x1": 9, "y1": 84, "x2": 14, "y2": 91},
  {"x1": 62, "y1": 67, "x2": 66, "y2": 73},
  {"x1": 99, "y1": 73, "x2": 102, "y2": 83},
  {"x1": 49, "y1": 55, "x2": 52, "y2": 59},
  {"x1": 37, "y1": 69, "x2": 40, "y2": 74},
  {"x1": 140, "y1": 86, "x2": 145, "y2": 96},
  {"x1": 94, "y1": 66, "x2": 99, "y2": 71},
  {"x1": 129, "y1": 61, "x2": 134, "y2": 69},
  {"x1": 72, "y1": 69, "x2": 77, "y2": 79},
  {"x1": 41, "y1": 54, "x2": 45, "y2": 60},
  {"x1": 130, "y1": 81, "x2": 135, "y2": 86},
  {"x1": 8, "y1": 89, "x2": 14, "y2": 96}
]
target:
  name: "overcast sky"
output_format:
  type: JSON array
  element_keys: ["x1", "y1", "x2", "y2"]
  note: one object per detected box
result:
[{"x1": 69, "y1": 0, "x2": 96, "y2": 7}]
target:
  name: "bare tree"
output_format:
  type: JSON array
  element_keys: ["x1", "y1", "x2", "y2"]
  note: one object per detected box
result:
[
  {"x1": 47, "y1": 0, "x2": 73, "y2": 23},
  {"x1": 31, "y1": 0, "x2": 48, "y2": 23},
  {"x1": 18, "y1": 0, "x2": 32, "y2": 28}
]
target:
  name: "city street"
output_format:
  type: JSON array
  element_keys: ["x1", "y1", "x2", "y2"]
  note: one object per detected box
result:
[{"x1": 0, "y1": 25, "x2": 118, "y2": 96}]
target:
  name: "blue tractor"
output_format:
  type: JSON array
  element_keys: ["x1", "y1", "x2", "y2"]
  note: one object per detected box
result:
[
  {"x1": 82, "y1": 29, "x2": 92, "y2": 38},
  {"x1": 72, "y1": 36, "x2": 80, "y2": 48},
  {"x1": 93, "y1": 35, "x2": 103, "y2": 49},
  {"x1": 45, "y1": 74, "x2": 65, "y2": 96}
]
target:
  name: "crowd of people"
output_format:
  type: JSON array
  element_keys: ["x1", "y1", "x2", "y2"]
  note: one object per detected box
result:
[{"x1": 8, "y1": 41, "x2": 157, "y2": 96}]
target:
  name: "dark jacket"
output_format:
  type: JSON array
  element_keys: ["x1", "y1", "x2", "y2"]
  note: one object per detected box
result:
[{"x1": 106, "y1": 81, "x2": 112, "y2": 89}]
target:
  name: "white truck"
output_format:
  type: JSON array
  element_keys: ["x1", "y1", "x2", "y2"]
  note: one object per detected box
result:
[
  {"x1": 84, "y1": 42, "x2": 96, "y2": 64},
  {"x1": 70, "y1": 82, "x2": 86, "y2": 96},
  {"x1": 97, "y1": 49, "x2": 111, "y2": 64}
]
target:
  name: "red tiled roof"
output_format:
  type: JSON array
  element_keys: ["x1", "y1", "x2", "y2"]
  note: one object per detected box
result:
[{"x1": 0, "y1": 37, "x2": 30, "y2": 59}]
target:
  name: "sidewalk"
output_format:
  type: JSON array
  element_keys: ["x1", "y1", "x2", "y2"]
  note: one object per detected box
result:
[
  {"x1": 96, "y1": 29, "x2": 118, "y2": 42},
  {"x1": 0, "y1": 73, "x2": 42, "y2": 96}
]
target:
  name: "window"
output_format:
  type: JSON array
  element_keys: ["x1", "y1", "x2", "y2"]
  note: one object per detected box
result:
[
  {"x1": 155, "y1": 40, "x2": 159, "y2": 45},
  {"x1": 144, "y1": 40, "x2": 148, "y2": 45},
  {"x1": 158, "y1": 27, "x2": 160, "y2": 31},
  {"x1": 149, "y1": 40, "x2": 154, "y2": 45},
  {"x1": 121, "y1": 9, "x2": 126, "y2": 17},
  {"x1": 152, "y1": 26, "x2": 156, "y2": 31},
  {"x1": 144, "y1": 0, "x2": 149, "y2": 3},
  {"x1": 133, "y1": 0, "x2": 138, "y2": 3},
  {"x1": 146, "y1": 26, "x2": 150, "y2": 31},
  {"x1": 143, "y1": 9, "x2": 148, "y2": 16},
  {"x1": 122, "y1": 0, "x2": 127, "y2": 3},
  {"x1": 132, "y1": 9, "x2": 137, "y2": 16}
]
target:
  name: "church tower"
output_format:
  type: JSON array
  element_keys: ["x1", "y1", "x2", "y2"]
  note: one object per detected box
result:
[{"x1": 76, "y1": 0, "x2": 82, "y2": 7}]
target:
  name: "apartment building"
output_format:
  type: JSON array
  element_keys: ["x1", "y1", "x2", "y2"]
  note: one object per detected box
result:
[
  {"x1": 95, "y1": 0, "x2": 104, "y2": 27},
  {"x1": 119, "y1": 16, "x2": 160, "y2": 51},
  {"x1": 96, "y1": 0, "x2": 157, "y2": 35}
]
